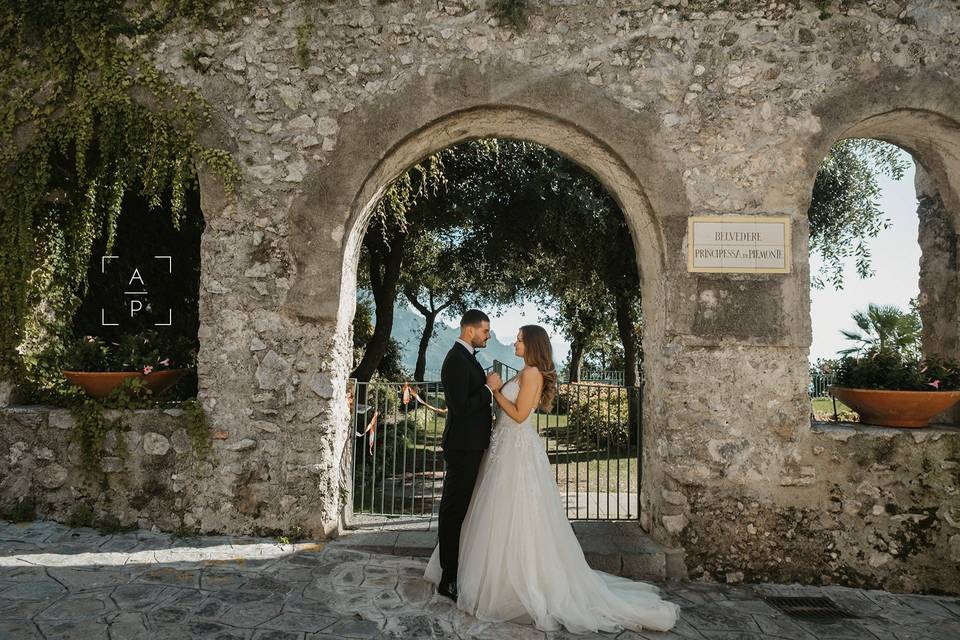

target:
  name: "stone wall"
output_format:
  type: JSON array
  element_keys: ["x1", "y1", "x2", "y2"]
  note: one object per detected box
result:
[
  {"x1": 4, "y1": 402, "x2": 956, "y2": 595},
  {"x1": 676, "y1": 422, "x2": 960, "y2": 595},
  {"x1": 0, "y1": 405, "x2": 318, "y2": 537},
  {"x1": 6, "y1": 0, "x2": 960, "y2": 594}
]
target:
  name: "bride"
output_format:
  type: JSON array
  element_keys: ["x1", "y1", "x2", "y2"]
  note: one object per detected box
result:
[{"x1": 425, "y1": 324, "x2": 680, "y2": 634}]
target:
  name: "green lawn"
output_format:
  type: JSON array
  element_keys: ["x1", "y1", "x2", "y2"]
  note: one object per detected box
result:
[
  {"x1": 550, "y1": 456, "x2": 637, "y2": 493},
  {"x1": 811, "y1": 397, "x2": 858, "y2": 421},
  {"x1": 400, "y1": 410, "x2": 573, "y2": 447},
  {"x1": 354, "y1": 391, "x2": 862, "y2": 516},
  {"x1": 355, "y1": 454, "x2": 638, "y2": 517},
  {"x1": 534, "y1": 412, "x2": 571, "y2": 430},
  {"x1": 356, "y1": 392, "x2": 873, "y2": 521}
]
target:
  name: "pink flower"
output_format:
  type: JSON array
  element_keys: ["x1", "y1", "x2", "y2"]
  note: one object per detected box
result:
[
  {"x1": 159, "y1": 358, "x2": 170, "y2": 366},
  {"x1": 928, "y1": 379, "x2": 941, "y2": 390},
  {"x1": 143, "y1": 365, "x2": 153, "y2": 375}
]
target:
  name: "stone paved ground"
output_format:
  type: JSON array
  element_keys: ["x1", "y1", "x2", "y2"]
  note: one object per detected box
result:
[{"x1": 2, "y1": 520, "x2": 960, "y2": 640}]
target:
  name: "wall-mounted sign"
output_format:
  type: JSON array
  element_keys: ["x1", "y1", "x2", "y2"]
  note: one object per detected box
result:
[{"x1": 687, "y1": 215, "x2": 791, "y2": 274}]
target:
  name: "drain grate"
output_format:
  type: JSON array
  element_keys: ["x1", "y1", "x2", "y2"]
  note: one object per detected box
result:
[{"x1": 763, "y1": 596, "x2": 859, "y2": 623}]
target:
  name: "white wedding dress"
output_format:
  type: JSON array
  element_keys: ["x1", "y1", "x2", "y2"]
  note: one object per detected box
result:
[{"x1": 425, "y1": 375, "x2": 680, "y2": 634}]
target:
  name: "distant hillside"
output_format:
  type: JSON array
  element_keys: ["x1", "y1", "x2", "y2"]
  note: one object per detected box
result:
[{"x1": 383, "y1": 301, "x2": 524, "y2": 379}]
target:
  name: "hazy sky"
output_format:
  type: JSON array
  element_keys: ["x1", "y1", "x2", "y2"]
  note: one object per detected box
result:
[{"x1": 442, "y1": 147, "x2": 920, "y2": 368}]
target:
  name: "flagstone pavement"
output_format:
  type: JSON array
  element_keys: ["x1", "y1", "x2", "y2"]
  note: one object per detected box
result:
[{"x1": 1, "y1": 519, "x2": 959, "y2": 640}]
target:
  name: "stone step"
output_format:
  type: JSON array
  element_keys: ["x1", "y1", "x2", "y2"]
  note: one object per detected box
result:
[{"x1": 335, "y1": 517, "x2": 685, "y2": 581}]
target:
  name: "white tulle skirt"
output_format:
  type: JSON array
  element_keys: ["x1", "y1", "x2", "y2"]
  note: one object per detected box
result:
[{"x1": 424, "y1": 406, "x2": 680, "y2": 634}]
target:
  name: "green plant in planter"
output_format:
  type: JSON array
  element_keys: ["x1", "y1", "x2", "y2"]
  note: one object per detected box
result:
[
  {"x1": 63, "y1": 329, "x2": 197, "y2": 373},
  {"x1": 48, "y1": 327, "x2": 210, "y2": 474},
  {"x1": 58, "y1": 329, "x2": 197, "y2": 406},
  {"x1": 112, "y1": 331, "x2": 197, "y2": 373},
  {"x1": 63, "y1": 336, "x2": 111, "y2": 372},
  {"x1": 22, "y1": 324, "x2": 198, "y2": 406},
  {"x1": 832, "y1": 348, "x2": 960, "y2": 392}
]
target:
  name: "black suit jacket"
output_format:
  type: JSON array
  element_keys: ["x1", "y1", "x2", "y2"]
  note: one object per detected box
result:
[{"x1": 440, "y1": 342, "x2": 493, "y2": 451}]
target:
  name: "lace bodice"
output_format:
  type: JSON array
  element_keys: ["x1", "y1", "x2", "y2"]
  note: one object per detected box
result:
[
  {"x1": 487, "y1": 375, "x2": 540, "y2": 466},
  {"x1": 496, "y1": 376, "x2": 531, "y2": 427}
]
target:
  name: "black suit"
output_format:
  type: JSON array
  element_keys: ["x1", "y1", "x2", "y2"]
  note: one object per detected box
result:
[{"x1": 437, "y1": 341, "x2": 492, "y2": 586}]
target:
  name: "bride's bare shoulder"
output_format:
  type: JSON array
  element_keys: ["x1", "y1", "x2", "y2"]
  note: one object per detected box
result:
[{"x1": 519, "y1": 366, "x2": 543, "y2": 383}]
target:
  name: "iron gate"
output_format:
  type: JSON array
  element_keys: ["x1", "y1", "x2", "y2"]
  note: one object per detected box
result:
[{"x1": 348, "y1": 366, "x2": 642, "y2": 522}]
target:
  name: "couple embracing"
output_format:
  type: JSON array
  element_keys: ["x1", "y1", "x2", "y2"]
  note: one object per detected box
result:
[{"x1": 424, "y1": 309, "x2": 679, "y2": 634}]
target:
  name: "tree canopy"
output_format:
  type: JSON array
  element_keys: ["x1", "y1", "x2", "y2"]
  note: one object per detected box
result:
[{"x1": 808, "y1": 138, "x2": 908, "y2": 290}]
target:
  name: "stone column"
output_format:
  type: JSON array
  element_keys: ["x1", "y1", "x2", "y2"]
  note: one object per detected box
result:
[
  {"x1": 916, "y1": 163, "x2": 960, "y2": 424},
  {"x1": 643, "y1": 207, "x2": 813, "y2": 574},
  {"x1": 189, "y1": 165, "x2": 350, "y2": 539},
  {"x1": 916, "y1": 163, "x2": 959, "y2": 358}
]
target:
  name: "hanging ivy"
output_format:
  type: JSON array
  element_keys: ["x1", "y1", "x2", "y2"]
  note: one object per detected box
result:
[{"x1": 0, "y1": 0, "x2": 246, "y2": 383}]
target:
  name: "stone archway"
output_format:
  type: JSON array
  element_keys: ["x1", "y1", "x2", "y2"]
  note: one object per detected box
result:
[
  {"x1": 643, "y1": 72, "x2": 960, "y2": 592},
  {"x1": 806, "y1": 110, "x2": 960, "y2": 364},
  {"x1": 337, "y1": 105, "x2": 667, "y2": 342},
  {"x1": 283, "y1": 61, "x2": 688, "y2": 537},
  {"x1": 802, "y1": 74, "x2": 960, "y2": 421}
]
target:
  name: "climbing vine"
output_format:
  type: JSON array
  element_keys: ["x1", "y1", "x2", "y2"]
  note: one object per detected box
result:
[
  {"x1": 70, "y1": 390, "x2": 132, "y2": 478},
  {"x1": 182, "y1": 397, "x2": 212, "y2": 460},
  {"x1": 0, "y1": 1, "x2": 246, "y2": 383},
  {"x1": 67, "y1": 380, "x2": 212, "y2": 477}
]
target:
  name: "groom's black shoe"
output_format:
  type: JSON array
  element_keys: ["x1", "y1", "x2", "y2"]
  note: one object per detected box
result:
[{"x1": 437, "y1": 580, "x2": 458, "y2": 602}]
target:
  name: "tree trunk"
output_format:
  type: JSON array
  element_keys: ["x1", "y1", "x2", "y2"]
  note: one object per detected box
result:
[
  {"x1": 351, "y1": 233, "x2": 406, "y2": 382},
  {"x1": 614, "y1": 293, "x2": 641, "y2": 445},
  {"x1": 615, "y1": 295, "x2": 640, "y2": 388},
  {"x1": 414, "y1": 312, "x2": 436, "y2": 381},
  {"x1": 404, "y1": 288, "x2": 454, "y2": 383},
  {"x1": 567, "y1": 335, "x2": 585, "y2": 382}
]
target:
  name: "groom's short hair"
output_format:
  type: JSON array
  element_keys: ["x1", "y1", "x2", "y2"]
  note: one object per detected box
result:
[{"x1": 460, "y1": 309, "x2": 489, "y2": 327}]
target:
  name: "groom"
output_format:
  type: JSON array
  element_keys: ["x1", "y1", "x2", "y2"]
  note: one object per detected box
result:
[{"x1": 436, "y1": 309, "x2": 502, "y2": 601}]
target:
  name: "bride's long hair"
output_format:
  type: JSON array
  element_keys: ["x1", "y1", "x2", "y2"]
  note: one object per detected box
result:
[{"x1": 519, "y1": 324, "x2": 557, "y2": 412}]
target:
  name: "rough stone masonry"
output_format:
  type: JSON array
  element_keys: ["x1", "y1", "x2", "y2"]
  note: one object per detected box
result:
[{"x1": 2, "y1": 0, "x2": 960, "y2": 595}]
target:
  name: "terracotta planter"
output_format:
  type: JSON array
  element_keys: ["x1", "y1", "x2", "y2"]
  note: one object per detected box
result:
[
  {"x1": 827, "y1": 386, "x2": 960, "y2": 428},
  {"x1": 62, "y1": 369, "x2": 188, "y2": 399}
]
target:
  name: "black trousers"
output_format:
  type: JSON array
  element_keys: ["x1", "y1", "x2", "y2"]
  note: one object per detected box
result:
[{"x1": 437, "y1": 448, "x2": 484, "y2": 584}]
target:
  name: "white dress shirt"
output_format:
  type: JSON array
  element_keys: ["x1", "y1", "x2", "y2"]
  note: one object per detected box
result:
[{"x1": 456, "y1": 339, "x2": 494, "y2": 406}]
